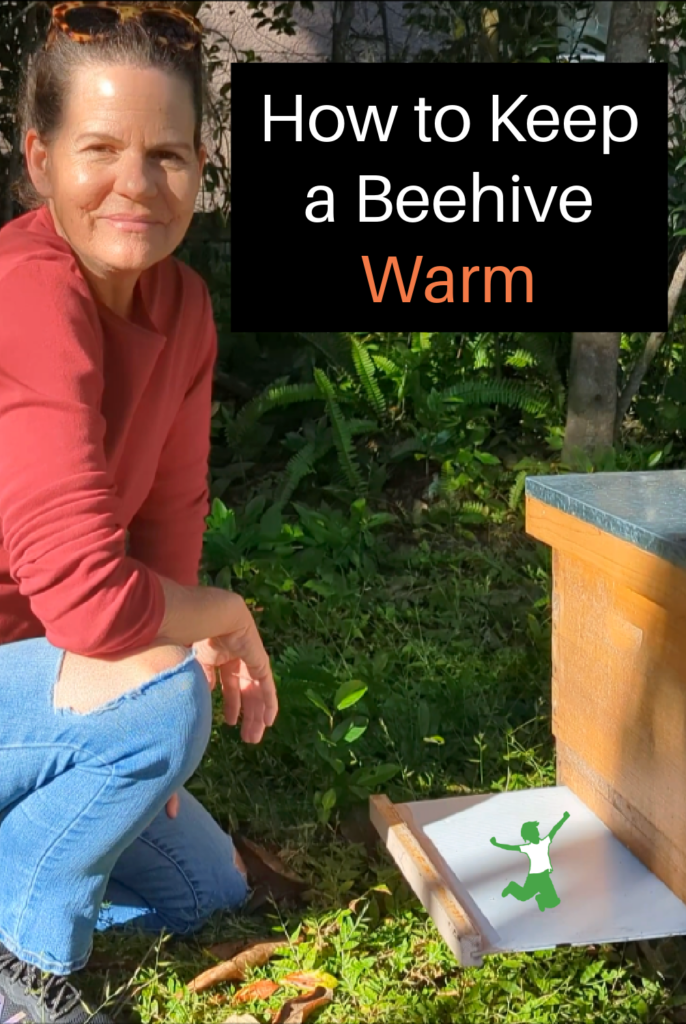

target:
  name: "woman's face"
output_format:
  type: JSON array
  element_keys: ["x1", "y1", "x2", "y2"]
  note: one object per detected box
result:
[{"x1": 26, "y1": 63, "x2": 206, "y2": 279}]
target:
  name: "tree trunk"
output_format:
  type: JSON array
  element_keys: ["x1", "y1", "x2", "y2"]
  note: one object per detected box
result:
[
  {"x1": 614, "y1": 247, "x2": 686, "y2": 438},
  {"x1": 562, "y1": 333, "x2": 621, "y2": 464},
  {"x1": 561, "y1": 1, "x2": 656, "y2": 462},
  {"x1": 332, "y1": 0, "x2": 355, "y2": 63},
  {"x1": 605, "y1": 0, "x2": 656, "y2": 63}
]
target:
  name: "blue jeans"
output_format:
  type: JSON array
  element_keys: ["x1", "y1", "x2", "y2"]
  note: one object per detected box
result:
[{"x1": 0, "y1": 638, "x2": 249, "y2": 975}]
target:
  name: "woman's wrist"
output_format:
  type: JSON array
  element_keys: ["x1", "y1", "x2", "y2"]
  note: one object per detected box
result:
[{"x1": 157, "y1": 575, "x2": 248, "y2": 647}]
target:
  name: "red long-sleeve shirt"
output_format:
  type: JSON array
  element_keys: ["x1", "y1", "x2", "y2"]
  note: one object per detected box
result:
[{"x1": 0, "y1": 205, "x2": 217, "y2": 656}]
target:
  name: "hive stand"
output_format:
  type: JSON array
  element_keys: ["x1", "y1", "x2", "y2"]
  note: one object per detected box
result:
[{"x1": 371, "y1": 471, "x2": 686, "y2": 966}]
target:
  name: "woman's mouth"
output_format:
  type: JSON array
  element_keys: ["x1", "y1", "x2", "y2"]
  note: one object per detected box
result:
[{"x1": 102, "y1": 215, "x2": 163, "y2": 232}]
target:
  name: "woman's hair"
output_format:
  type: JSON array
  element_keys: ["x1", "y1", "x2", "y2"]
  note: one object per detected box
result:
[{"x1": 12, "y1": 18, "x2": 208, "y2": 210}]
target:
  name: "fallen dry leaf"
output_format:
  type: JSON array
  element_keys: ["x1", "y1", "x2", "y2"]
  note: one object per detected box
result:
[
  {"x1": 281, "y1": 971, "x2": 338, "y2": 991},
  {"x1": 184, "y1": 939, "x2": 293, "y2": 995},
  {"x1": 221, "y1": 1016, "x2": 261, "y2": 1024},
  {"x1": 272, "y1": 987, "x2": 334, "y2": 1023},
  {"x1": 207, "y1": 938, "x2": 251, "y2": 962},
  {"x1": 233, "y1": 835, "x2": 309, "y2": 912},
  {"x1": 234, "y1": 836, "x2": 305, "y2": 884},
  {"x1": 234, "y1": 979, "x2": 280, "y2": 1004}
]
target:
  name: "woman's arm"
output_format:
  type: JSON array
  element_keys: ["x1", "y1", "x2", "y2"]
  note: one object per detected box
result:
[
  {"x1": 127, "y1": 278, "x2": 217, "y2": 586},
  {"x1": 119, "y1": 273, "x2": 273, "y2": 660},
  {"x1": 0, "y1": 260, "x2": 166, "y2": 656},
  {"x1": 0, "y1": 261, "x2": 264, "y2": 666}
]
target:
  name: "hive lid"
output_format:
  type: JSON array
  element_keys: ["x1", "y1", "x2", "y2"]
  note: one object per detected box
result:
[
  {"x1": 526, "y1": 471, "x2": 686, "y2": 570},
  {"x1": 371, "y1": 785, "x2": 686, "y2": 967}
]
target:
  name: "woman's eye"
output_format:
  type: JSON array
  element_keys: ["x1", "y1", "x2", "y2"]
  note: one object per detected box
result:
[{"x1": 85, "y1": 146, "x2": 183, "y2": 161}]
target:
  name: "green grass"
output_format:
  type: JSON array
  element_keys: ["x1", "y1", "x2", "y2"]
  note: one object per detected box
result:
[{"x1": 81, "y1": 510, "x2": 686, "y2": 1023}]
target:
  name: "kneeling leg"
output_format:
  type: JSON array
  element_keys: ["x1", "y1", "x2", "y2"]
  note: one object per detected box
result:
[{"x1": 98, "y1": 788, "x2": 249, "y2": 936}]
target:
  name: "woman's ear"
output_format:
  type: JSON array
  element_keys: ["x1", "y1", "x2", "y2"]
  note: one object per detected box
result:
[{"x1": 24, "y1": 128, "x2": 53, "y2": 199}]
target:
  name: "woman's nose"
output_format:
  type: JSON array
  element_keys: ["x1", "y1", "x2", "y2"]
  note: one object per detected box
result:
[{"x1": 114, "y1": 152, "x2": 158, "y2": 200}]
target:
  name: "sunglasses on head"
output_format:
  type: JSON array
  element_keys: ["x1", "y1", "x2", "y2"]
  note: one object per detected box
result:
[{"x1": 47, "y1": 2, "x2": 203, "y2": 51}]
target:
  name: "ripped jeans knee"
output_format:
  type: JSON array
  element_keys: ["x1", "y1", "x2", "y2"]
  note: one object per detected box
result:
[
  {"x1": 52, "y1": 645, "x2": 213, "y2": 795},
  {"x1": 54, "y1": 642, "x2": 193, "y2": 715}
]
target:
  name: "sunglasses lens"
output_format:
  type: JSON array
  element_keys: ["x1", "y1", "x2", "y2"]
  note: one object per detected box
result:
[
  {"x1": 140, "y1": 11, "x2": 198, "y2": 44},
  {"x1": 64, "y1": 5, "x2": 119, "y2": 33}
]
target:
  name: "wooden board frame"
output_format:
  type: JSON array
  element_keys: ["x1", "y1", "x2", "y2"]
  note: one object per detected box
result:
[
  {"x1": 371, "y1": 788, "x2": 686, "y2": 965},
  {"x1": 369, "y1": 794, "x2": 484, "y2": 967}
]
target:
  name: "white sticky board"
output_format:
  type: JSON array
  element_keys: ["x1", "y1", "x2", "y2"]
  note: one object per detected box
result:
[{"x1": 402, "y1": 786, "x2": 686, "y2": 955}]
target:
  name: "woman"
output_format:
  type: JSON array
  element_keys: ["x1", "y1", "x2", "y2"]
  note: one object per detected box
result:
[{"x1": 0, "y1": 3, "x2": 278, "y2": 1021}]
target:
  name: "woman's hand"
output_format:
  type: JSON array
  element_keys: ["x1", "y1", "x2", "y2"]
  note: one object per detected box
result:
[
  {"x1": 193, "y1": 595, "x2": 278, "y2": 739},
  {"x1": 165, "y1": 596, "x2": 278, "y2": 818},
  {"x1": 194, "y1": 643, "x2": 278, "y2": 743},
  {"x1": 165, "y1": 646, "x2": 277, "y2": 819}
]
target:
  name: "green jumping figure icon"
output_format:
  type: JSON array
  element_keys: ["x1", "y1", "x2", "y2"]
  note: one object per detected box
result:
[{"x1": 490, "y1": 811, "x2": 570, "y2": 911}]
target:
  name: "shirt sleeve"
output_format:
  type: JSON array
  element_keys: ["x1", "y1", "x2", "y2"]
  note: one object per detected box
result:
[
  {"x1": 0, "y1": 260, "x2": 165, "y2": 656},
  {"x1": 127, "y1": 280, "x2": 217, "y2": 586}
]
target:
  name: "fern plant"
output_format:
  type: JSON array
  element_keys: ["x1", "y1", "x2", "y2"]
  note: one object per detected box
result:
[
  {"x1": 508, "y1": 469, "x2": 528, "y2": 510},
  {"x1": 223, "y1": 379, "x2": 322, "y2": 452},
  {"x1": 313, "y1": 368, "x2": 364, "y2": 492},
  {"x1": 350, "y1": 337, "x2": 387, "y2": 418},
  {"x1": 212, "y1": 329, "x2": 566, "y2": 512},
  {"x1": 277, "y1": 438, "x2": 322, "y2": 507},
  {"x1": 440, "y1": 379, "x2": 551, "y2": 417},
  {"x1": 219, "y1": 334, "x2": 403, "y2": 502}
]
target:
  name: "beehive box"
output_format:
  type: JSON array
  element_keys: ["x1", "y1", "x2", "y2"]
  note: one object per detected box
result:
[{"x1": 371, "y1": 471, "x2": 686, "y2": 965}]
